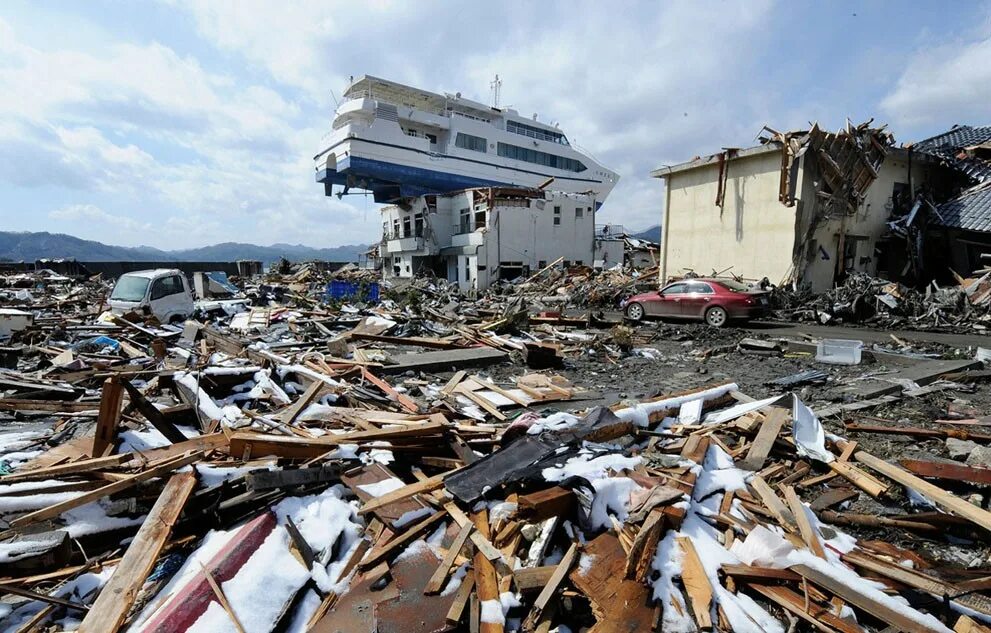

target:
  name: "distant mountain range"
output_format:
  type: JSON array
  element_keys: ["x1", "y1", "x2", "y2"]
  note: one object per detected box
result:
[
  {"x1": 630, "y1": 225, "x2": 661, "y2": 242},
  {"x1": 0, "y1": 232, "x2": 369, "y2": 265}
]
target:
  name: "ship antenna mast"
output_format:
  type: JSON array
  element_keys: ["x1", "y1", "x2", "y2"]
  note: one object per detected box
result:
[{"x1": 490, "y1": 74, "x2": 502, "y2": 108}]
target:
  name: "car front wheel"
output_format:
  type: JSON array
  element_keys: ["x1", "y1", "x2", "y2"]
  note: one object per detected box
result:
[
  {"x1": 625, "y1": 302, "x2": 645, "y2": 322},
  {"x1": 704, "y1": 306, "x2": 728, "y2": 327}
]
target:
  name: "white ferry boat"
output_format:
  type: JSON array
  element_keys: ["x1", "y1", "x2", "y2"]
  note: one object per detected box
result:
[{"x1": 314, "y1": 76, "x2": 618, "y2": 203}]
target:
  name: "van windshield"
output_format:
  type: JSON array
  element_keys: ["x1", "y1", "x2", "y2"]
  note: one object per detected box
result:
[{"x1": 110, "y1": 276, "x2": 150, "y2": 302}]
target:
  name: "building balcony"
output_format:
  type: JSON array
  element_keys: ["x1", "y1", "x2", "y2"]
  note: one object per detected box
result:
[{"x1": 383, "y1": 235, "x2": 431, "y2": 254}]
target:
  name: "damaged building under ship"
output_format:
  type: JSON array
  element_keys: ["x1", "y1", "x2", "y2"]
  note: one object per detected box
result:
[{"x1": 652, "y1": 122, "x2": 991, "y2": 292}]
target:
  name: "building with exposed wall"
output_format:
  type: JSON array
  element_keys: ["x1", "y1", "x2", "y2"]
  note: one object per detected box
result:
[
  {"x1": 379, "y1": 187, "x2": 597, "y2": 292},
  {"x1": 651, "y1": 123, "x2": 944, "y2": 292}
]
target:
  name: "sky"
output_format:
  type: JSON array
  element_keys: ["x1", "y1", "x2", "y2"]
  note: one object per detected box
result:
[{"x1": 1, "y1": 0, "x2": 990, "y2": 250}]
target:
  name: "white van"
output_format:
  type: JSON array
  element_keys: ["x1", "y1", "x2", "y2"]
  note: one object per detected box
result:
[{"x1": 109, "y1": 269, "x2": 195, "y2": 323}]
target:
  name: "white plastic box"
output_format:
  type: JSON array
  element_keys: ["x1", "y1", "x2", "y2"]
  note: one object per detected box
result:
[{"x1": 816, "y1": 339, "x2": 863, "y2": 365}]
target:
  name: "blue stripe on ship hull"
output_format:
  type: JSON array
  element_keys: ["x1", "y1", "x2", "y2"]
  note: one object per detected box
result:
[{"x1": 316, "y1": 156, "x2": 512, "y2": 201}]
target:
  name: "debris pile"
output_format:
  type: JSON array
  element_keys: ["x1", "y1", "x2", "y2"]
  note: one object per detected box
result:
[
  {"x1": 0, "y1": 270, "x2": 991, "y2": 633},
  {"x1": 773, "y1": 271, "x2": 991, "y2": 332}
]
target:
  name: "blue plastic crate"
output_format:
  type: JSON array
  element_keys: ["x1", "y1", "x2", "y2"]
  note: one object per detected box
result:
[{"x1": 326, "y1": 280, "x2": 380, "y2": 303}]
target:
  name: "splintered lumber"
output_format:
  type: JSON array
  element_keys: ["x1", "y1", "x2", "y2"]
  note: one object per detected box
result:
[
  {"x1": 524, "y1": 542, "x2": 578, "y2": 630},
  {"x1": 957, "y1": 615, "x2": 991, "y2": 633},
  {"x1": 625, "y1": 507, "x2": 663, "y2": 581},
  {"x1": 782, "y1": 485, "x2": 825, "y2": 558},
  {"x1": 854, "y1": 450, "x2": 991, "y2": 531},
  {"x1": 424, "y1": 522, "x2": 474, "y2": 595},
  {"x1": 568, "y1": 534, "x2": 655, "y2": 633},
  {"x1": 739, "y1": 406, "x2": 789, "y2": 471},
  {"x1": 790, "y1": 563, "x2": 946, "y2": 633},
  {"x1": 678, "y1": 537, "x2": 713, "y2": 630},
  {"x1": 359, "y1": 470, "x2": 456, "y2": 515},
  {"x1": 809, "y1": 488, "x2": 859, "y2": 512},
  {"x1": 0, "y1": 453, "x2": 131, "y2": 482},
  {"x1": 92, "y1": 376, "x2": 124, "y2": 456},
  {"x1": 899, "y1": 459, "x2": 991, "y2": 486},
  {"x1": 9, "y1": 450, "x2": 203, "y2": 529},
  {"x1": 77, "y1": 472, "x2": 196, "y2": 633},
  {"x1": 350, "y1": 332, "x2": 463, "y2": 349},
  {"x1": 513, "y1": 566, "x2": 556, "y2": 592}
]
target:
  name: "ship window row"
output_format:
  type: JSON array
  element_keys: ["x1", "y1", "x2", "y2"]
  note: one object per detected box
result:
[
  {"x1": 455, "y1": 133, "x2": 488, "y2": 153},
  {"x1": 497, "y1": 143, "x2": 586, "y2": 172},
  {"x1": 506, "y1": 120, "x2": 569, "y2": 145}
]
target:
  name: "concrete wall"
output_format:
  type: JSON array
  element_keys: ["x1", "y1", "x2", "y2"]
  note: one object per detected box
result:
[
  {"x1": 796, "y1": 149, "x2": 937, "y2": 290},
  {"x1": 659, "y1": 146, "x2": 940, "y2": 292},
  {"x1": 661, "y1": 150, "x2": 798, "y2": 284}
]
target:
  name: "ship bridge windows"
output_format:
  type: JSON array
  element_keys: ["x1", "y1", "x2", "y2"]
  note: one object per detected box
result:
[
  {"x1": 497, "y1": 143, "x2": 587, "y2": 173},
  {"x1": 507, "y1": 120, "x2": 569, "y2": 145},
  {"x1": 455, "y1": 133, "x2": 488, "y2": 153}
]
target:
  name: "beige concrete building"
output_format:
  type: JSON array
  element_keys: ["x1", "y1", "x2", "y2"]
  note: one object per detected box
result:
[{"x1": 651, "y1": 126, "x2": 939, "y2": 292}]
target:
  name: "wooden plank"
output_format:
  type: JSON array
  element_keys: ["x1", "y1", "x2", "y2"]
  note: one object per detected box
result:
[
  {"x1": 359, "y1": 470, "x2": 455, "y2": 516},
  {"x1": 379, "y1": 347, "x2": 508, "y2": 375},
  {"x1": 244, "y1": 464, "x2": 340, "y2": 492},
  {"x1": 121, "y1": 380, "x2": 186, "y2": 444},
  {"x1": 0, "y1": 582, "x2": 89, "y2": 611},
  {"x1": 77, "y1": 472, "x2": 196, "y2": 633},
  {"x1": 360, "y1": 367, "x2": 419, "y2": 414},
  {"x1": 809, "y1": 488, "x2": 859, "y2": 512},
  {"x1": 790, "y1": 563, "x2": 945, "y2": 633},
  {"x1": 827, "y1": 459, "x2": 890, "y2": 498},
  {"x1": 900, "y1": 459, "x2": 991, "y2": 486},
  {"x1": 229, "y1": 421, "x2": 446, "y2": 459},
  {"x1": 523, "y1": 542, "x2": 578, "y2": 630},
  {"x1": 0, "y1": 453, "x2": 130, "y2": 482},
  {"x1": 738, "y1": 406, "x2": 789, "y2": 471},
  {"x1": 678, "y1": 537, "x2": 713, "y2": 630},
  {"x1": 358, "y1": 510, "x2": 446, "y2": 570},
  {"x1": 625, "y1": 507, "x2": 663, "y2": 581},
  {"x1": 9, "y1": 451, "x2": 203, "y2": 529},
  {"x1": 746, "y1": 583, "x2": 861, "y2": 633},
  {"x1": 275, "y1": 379, "x2": 325, "y2": 425},
  {"x1": 856, "y1": 450, "x2": 991, "y2": 531},
  {"x1": 783, "y1": 485, "x2": 826, "y2": 558},
  {"x1": 749, "y1": 475, "x2": 794, "y2": 527},
  {"x1": 446, "y1": 572, "x2": 475, "y2": 626},
  {"x1": 843, "y1": 550, "x2": 991, "y2": 618},
  {"x1": 441, "y1": 371, "x2": 467, "y2": 396},
  {"x1": 472, "y1": 509, "x2": 503, "y2": 633},
  {"x1": 92, "y1": 377, "x2": 124, "y2": 457},
  {"x1": 350, "y1": 333, "x2": 464, "y2": 349},
  {"x1": 424, "y1": 522, "x2": 473, "y2": 595},
  {"x1": 513, "y1": 566, "x2": 556, "y2": 591}
]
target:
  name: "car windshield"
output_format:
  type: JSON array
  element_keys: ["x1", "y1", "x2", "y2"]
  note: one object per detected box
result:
[
  {"x1": 718, "y1": 279, "x2": 753, "y2": 292},
  {"x1": 110, "y1": 276, "x2": 150, "y2": 301}
]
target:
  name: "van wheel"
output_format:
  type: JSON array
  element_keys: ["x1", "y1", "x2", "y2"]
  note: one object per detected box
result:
[
  {"x1": 169, "y1": 314, "x2": 186, "y2": 325},
  {"x1": 704, "y1": 306, "x2": 728, "y2": 327},
  {"x1": 625, "y1": 302, "x2": 645, "y2": 322}
]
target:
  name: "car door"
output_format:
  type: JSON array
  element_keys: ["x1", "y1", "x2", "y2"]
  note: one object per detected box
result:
[
  {"x1": 652, "y1": 282, "x2": 688, "y2": 317},
  {"x1": 148, "y1": 275, "x2": 186, "y2": 321},
  {"x1": 680, "y1": 281, "x2": 715, "y2": 318}
]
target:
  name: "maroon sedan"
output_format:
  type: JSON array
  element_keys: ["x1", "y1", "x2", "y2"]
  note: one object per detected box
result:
[{"x1": 622, "y1": 278, "x2": 770, "y2": 327}]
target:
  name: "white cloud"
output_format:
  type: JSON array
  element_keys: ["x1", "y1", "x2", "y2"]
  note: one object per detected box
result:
[
  {"x1": 49, "y1": 203, "x2": 152, "y2": 232},
  {"x1": 881, "y1": 23, "x2": 991, "y2": 128}
]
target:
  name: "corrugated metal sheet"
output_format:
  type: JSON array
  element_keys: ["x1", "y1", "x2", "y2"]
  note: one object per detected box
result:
[{"x1": 932, "y1": 183, "x2": 991, "y2": 233}]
